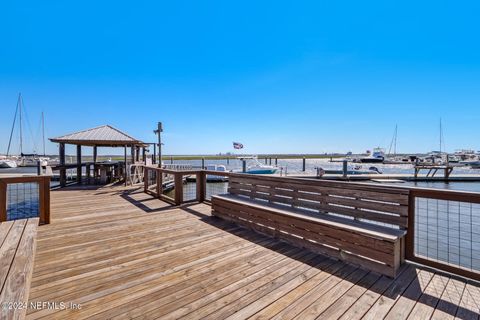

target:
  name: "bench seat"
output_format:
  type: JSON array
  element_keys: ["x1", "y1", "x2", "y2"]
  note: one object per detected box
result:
[{"x1": 212, "y1": 193, "x2": 405, "y2": 278}]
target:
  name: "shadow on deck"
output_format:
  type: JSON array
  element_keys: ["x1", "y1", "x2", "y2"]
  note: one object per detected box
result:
[{"x1": 25, "y1": 185, "x2": 480, "y2": 319}]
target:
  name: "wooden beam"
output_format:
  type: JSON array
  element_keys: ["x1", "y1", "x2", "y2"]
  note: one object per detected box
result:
[
  {"x1": 196, "y1": 171, "x2": 206, "y2": 202},
  {"x1": 93, "y1": 145, "x2": 98, "y2": 182},
  {"x1": 0, "y1": 181, "x2": 6, "y2": 221},
  {"x1": 153, "y1": 143, "x2": 156, "y2": 165},
  {"x1": 76, "y1": 145, "x2": 82, "y2": 184},
  {"x1": 124, "y1": 145, "x2": 128, "y2": 186},
  {"x1": 156, "y1": 168, "x2": 162, "y2": 199},
  {"x1": 93, "y1": 146, "x2": 97, "y2": 163},
  {"x1": 39, "y1": 176, "x2": 51, "y2": 224},
  {"x1": 59, "y1": 143, "x2": 66, "y2": 187},
  {"x1": 174, "y1": 173, "x2": 183, "y2": 205}
]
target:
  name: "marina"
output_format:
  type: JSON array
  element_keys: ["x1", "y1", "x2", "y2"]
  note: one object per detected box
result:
[{"x1": 2, "y1": 2, "x2": 480, "y2": 318}]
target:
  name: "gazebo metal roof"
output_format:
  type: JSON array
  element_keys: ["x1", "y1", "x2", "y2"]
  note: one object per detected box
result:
[{"x1": 49, "y1": 125, "x2": 144, "y2": 147}]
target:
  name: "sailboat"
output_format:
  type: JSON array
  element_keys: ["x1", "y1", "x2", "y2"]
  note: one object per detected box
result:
[
  {"x1": 0, "y1": 156, "x2": 17, "y2": 168},
  {"x1": 4, "y1": 93, "x2": 49, "y2": 167}
]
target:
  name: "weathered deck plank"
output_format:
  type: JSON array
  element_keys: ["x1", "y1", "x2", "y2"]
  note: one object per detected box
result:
[
  {"x1": 0, "y1": 218, "x2": 39, "y2": 320},
  {"x1": 17, "y1": 184, "x2": 479, "y2": 319}
]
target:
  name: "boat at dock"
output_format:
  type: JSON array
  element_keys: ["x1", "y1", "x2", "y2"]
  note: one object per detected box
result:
[
  {"x1": 5, "y1": 94, "x2": 51, "y2": 167},
  {"x1": 316, "y1": 165, "x2": 382, "y2": 177},
  {"x1": 238, "y1": 156, "x2": 278, "y2": 174},
  {"x1": 205, "y1": 165, "x2": 229, "y2": 181},
  {"x1": 460, "y1": 159, "x2": 480, "y2": 169},
  {"x1": 17, "y1": 154, "x2": 49, "y2": 167},
  {"x1": 0, "y1": 158, "x2": 18, "y2": 168},
  {"x1": 356, "y1": 148, "x2": 385, "y2": 163}
]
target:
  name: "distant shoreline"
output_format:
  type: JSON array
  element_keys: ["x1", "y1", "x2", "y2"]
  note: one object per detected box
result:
[{"x1": 1, "y1": 153, "x2": 422, "y2": 161}]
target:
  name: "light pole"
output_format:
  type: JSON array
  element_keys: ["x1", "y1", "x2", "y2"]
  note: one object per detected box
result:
[{"x1": 154, "y1": 122, "x2": 163, "y2": 168}]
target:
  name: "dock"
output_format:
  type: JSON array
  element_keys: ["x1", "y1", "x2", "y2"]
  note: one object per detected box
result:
[{"x1": 24, "y1": 185, "x2": 480, "y2": 319}]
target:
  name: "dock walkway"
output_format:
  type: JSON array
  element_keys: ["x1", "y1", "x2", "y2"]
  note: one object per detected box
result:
[{"x1": 24, "y1": 185, "x2": 480, "y2": 319}]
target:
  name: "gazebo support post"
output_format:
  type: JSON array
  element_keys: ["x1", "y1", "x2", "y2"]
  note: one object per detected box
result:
[
  {"x1": 76, "y1": 145, "x2": 82, "y2": 184},
  {"x1": 142, "y1": 147, "x2": 146, "y2": 164},
  {"x1": 124, "y1": 145, "x2": 128, "y2": 186},
  {"x1": 130, "y1": 145, "x2": 135, "y2": 164},
  {"x1": 59, "y1": 143, "x2": 66, "y2": 187},
  {"x1": 93, "y1": 146, "x2": 98, "y2": 182}
]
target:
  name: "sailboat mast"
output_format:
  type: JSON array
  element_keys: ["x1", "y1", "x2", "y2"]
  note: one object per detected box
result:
[
  {"x1": 42, "y1": 112, "x2": 46, "y2": 156},
  {"x1": 394, "y1": 125, "x2": 397, "y2": 156},
  {"x1": 19, "y1": 93, "x2": 23, "y2": 155},
  {"x1": 439, "y1": 118, "x2": 442, "y2": 154},
  {"x1": 6, "y1": 94, "x2": 20, "y2": 156}
]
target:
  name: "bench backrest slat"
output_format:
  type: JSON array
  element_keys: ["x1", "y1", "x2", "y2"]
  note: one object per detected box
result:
[{"x1": 228, "y1": 174, "x2": 409, "y2": 228}]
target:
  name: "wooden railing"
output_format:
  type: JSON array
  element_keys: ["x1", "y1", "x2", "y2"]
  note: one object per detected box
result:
[
  {"x1": 143, "y1": 165, "x2": 480, "y2": 280},
  {"x1": 0, "y1": 175, "x2": 51, "y2": 224},
  {"x1": 144, "y1": 166, "x2": 207, "y2": 205}
]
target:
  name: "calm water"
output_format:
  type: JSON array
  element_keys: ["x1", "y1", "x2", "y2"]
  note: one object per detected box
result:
[
  {"x1": 163, "y1": 158, "x2": 480, "y2": 192},
  {"x1": 3, "y1": 158, "x2": 480, "y2": 192}
]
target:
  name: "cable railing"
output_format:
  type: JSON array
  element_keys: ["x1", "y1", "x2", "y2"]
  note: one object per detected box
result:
[
  {"x1": 0, "y1": 175, "x2": 51, "y2": 224},
  {"x1": 406, "y1": 188, "x2": 480, "y2": 281}
]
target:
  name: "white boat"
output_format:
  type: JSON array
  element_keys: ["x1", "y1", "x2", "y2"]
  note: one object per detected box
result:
[
  {"x1": 205, "y1": 165, "x2": 229, "y2": 182},
  {"x1": 17, "y1": 154, "x2": 49, "y2": 167},
  {"x1": 460, "y1": 160, "x2": 480, "y2": 169},
  {"x1": 238, "y1": 156, "x2": 278, "y2": 174},
  {"x1": 0, "y1": 159, "x2": 18, "y2": 168},
  {"x1": 357, "y1": 148, "x2": 385, "y2": 163},
  {"x1": 471, "y1": 163, "x2": 480, "y2": 169}
]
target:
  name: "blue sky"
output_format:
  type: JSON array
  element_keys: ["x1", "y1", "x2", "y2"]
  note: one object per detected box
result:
[{"x1": 1, "y1": 1, "x2": 479, "y2": 155}]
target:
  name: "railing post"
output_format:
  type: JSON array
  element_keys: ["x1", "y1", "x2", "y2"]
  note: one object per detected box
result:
[
  {"x1": 302, "y1": 157, "x2": 306, "y2": 171},
  {"x1": 174, "y1": 172, "x2": 183, "y2": 205},
  {"x1": 42, "y1": 176, "x2": 51, "y2": 224},
  {"x1": 0, "y1": 181, "x2": 6, "y2": 222},
  {"x1": 143, "y1": 167, "x2": 149, "y2": 193},
  {"x1": 196, "y1": 171, "x2": 206, "y2": 202},
  {"x1": 156, "y1": 168, "x2": 162, "y2": 199},
  {"x1": 405, "y1": 191, "x2": 415, "y2": 260}
]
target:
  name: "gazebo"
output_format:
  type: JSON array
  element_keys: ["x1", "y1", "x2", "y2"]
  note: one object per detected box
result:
[{"x1": 50, "y1": 125, "x2": 150, "y2": 187}]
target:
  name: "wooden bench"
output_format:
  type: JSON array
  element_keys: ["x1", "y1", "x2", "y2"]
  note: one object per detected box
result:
[
  {"x1": 211, "y1": 174, "x2": 409, "y2": 278},
  {"x1": 0, "y1": 218, "x2": 39, "y2": 320}
]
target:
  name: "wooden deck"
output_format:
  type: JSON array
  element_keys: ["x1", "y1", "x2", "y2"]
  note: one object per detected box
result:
[
  {"x1": 1, "y1": 218, "x2": 38, "y2": 320},
  {"x1": 24, "y1": 185, "x2": 480, "y2": 319}
]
